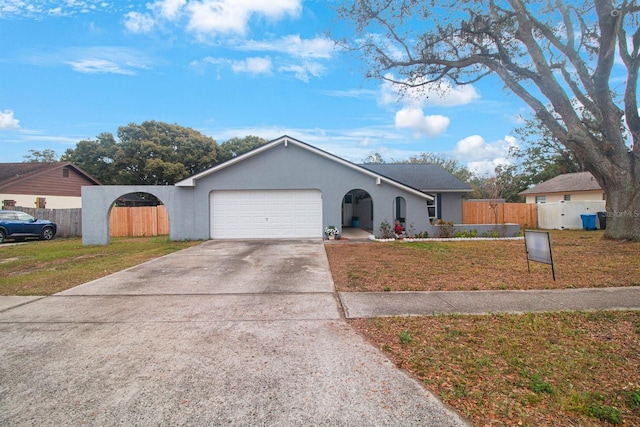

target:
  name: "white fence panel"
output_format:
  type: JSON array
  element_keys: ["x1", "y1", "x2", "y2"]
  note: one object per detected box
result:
[{"x1": 538, "y1": 201, "x2": 606, "y2": 230}]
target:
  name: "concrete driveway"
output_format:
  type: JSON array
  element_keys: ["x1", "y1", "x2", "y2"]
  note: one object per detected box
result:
[{"x1": 0, "y1": 240, "x2": 469, "y2": 426}]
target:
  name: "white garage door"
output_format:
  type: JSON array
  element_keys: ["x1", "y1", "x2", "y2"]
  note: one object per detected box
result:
[{"x1": 210, "y1": 190, "x2": 323, "y2": 239}]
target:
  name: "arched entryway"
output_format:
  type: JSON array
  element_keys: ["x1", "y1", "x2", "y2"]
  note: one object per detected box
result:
[
  {"x1": 342, "y1": 189, "x2": 373, "y2": 231},
  {"x1": 108, "y1": 192, "x2": 170, "y2": 237}
]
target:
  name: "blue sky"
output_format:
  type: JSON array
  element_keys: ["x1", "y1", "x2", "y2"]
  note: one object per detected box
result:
[{"x1": 0, "y1": 0, "x2": 531, "y2": 174}]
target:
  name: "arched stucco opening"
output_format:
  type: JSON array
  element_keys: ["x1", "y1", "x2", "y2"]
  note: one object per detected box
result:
[
  {"x1": 108, "y1": 192, "x2": 170, "y2": 238},
  {"x1": 342, "y1": 189, "x2": 373, "y2": 231},
  {"x1": 82, "y1": 185, "x2": 179, "y2": 245}
]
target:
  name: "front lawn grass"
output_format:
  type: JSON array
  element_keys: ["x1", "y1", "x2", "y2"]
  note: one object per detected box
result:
[
  {"x1": 351, "y1": 311, "x2": 640, "y2": 426},
  {"x1": 326, "y1": 230, "x2": 640, "y2": 291},
  {"x1": 327, "y1": 230, "x2": 640, "y2": 426},
  {"x1": 0, "y1": 237, "x2": 201, "y2": 295}
]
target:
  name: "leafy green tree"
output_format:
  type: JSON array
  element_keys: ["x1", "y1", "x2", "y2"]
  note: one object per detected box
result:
[
  {"x1": 62, "y1": 133, "x2": 120, "y2": 184},
  {"x1": 23, "y1": 149, "x2": 58, "y2": 163},
  {"x1": 363, "y1": 152, "x2": 386, "y2": 164},
  {"x1": 63, "y1": 121, "x2": 218, "y2": 185},
  {"x1": 217, "y1": 136, "x2": 268, "y2": 163},
  {"x1": 511, "y1": 116, "x2": 584, "y2": 189},
  {"x1": 337, "y1": 0, "x2": 640, "y2": 240},
  {"x1": 116, "y1": 121, "x2": 217, "y2": 184}
]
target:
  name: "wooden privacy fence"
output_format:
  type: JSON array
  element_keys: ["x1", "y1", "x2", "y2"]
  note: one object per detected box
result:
[
  {"x1": 109, "y1": 206, "x2": 169, "y2": 237},
  {"x1": 463, "y1": 201, "x2": 538, "y2": 229},
  {"x1": 12, "y1": 207, "x2": 82, "y2": 238},
  {"x1": 10, "y1": 206, "x2": 169, "y2": 238}
]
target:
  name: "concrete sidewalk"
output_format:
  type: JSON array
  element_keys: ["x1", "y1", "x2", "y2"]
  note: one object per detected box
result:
[
  {"x1": 3, "y1": 286, "x2": 639, "y2": 318},
  {"x1": 338, "y1": 287, "x2": 640, "y2": 318}
]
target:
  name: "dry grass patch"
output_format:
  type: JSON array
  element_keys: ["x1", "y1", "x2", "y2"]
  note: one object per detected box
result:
[
  {"x1": 326, "y1": 230, "x2": 640, "y2": 292},
  {"x1": 351, "y1": 312, "x2": 640, "y2": 426},
  {"x1": 0, "y1": 237, "x2": 201, "y2": 295}
]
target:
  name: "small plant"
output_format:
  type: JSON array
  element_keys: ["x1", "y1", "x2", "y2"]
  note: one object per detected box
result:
[
  {"x1": 481, "y1": 229, "x2": 500, "y2": 238},
  {"x1": 407, "y1": 222, "x2": 416, "y2": 237},
  {"x1": 586, "y1": 404, "x2": 623, "y2": 424},
  {"x1": 383, "y1": 286, "x2": 391, "y2": 292},
  {"x1": 628, "y1": 389, "x2": 640, "y2": 408},
  {"x1": 434, "y1": 219, "x2": 455, "y2": 238},
  {"x1": 528, "y1": 374, "x2": 553, "y2": 394},
  {"x1": 399, "y1": 331, "x2": 412, "y2": 344},
  {"x1": 414, "y1": 231, "x2": 429, "y2": 238},
  {"x1": 324, "y1": 225, "x2": 339, "y2": 239},
  {"x1": 453, "y1": 383, "x2": 468, "y2": 398},
  {"x1": 454, "y1": 229, "x2": 477, "y2": 238},
  {"x1": 379, "y1": 219, "x2": 394, "y2": 239}
]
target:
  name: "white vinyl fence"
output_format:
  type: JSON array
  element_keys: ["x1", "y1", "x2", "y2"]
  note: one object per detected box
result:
[{"x1": 537, "y1": 200, "x2": 606, "y2": 230}]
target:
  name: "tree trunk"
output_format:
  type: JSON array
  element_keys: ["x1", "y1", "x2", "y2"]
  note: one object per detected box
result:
[{"x1": 602, "y1": 174, "x2": 640, "y2": 241}]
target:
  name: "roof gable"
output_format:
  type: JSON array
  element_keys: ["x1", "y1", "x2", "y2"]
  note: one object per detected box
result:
[
  {"x1": 0, "y1": 162, "x2": 102, "y2": 188},
  {"x1": 519, "y1": 172, "x2": 602, "y2": 195},
  {"x1": 175, "y1": 135, "x2": 433, "y2": 200},
  {"x1": 360, "y1": 163, "x2": 472, "y2": 192}
]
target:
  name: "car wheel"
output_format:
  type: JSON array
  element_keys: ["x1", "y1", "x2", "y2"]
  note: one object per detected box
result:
[
  {"x1": 0, "y1": 230, "x2": 5, "y2": 244},
  {"x1": 41, "y1": 227, "x2": 54, "y2": 240}
]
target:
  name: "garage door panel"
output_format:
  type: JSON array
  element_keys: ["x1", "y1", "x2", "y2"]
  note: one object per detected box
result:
[{"x1": 210, "y1": 190, "x2": 322, "y2": 239}]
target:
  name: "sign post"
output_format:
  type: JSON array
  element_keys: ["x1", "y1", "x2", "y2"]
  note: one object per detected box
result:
[{"x1": 524, "y1": 230, "x2": 556, "y2": 281}]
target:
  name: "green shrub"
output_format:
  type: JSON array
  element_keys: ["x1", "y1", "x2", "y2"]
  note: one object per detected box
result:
[
  {"x1": 481, "y1": 229, "x2": 500, "y2": 238},
  {"x1": 434, "y1": 220, "x2": 454, "y2": 238},
  {"x1": 454, "y1": 229, "x2": 478, "y2": 238},
  {"x1": 379, "y1": 219, "x2": 394, "y2": 239}
]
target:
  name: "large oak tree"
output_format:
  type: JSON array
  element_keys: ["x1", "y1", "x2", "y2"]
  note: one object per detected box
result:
[
  {"x1": 63, "y1": 121, "x2": 218, "y2": 185},
  {"x1": 337, "y1": 0, "x2": 640, "y2": 240}
]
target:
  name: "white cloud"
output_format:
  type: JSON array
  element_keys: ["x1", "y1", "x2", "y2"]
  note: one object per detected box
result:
[
  {"x1": 394, "y1": 108, "x2": 449, "y2": 137},
  {"x1": 185, "y1": 0, "x2": 301, "y2": 36},
  {"x1": 0, "y1": 109, "x2": 20, "y2": 130},
  {"x1": 453, "y1": 135, "x2": 518, "y2": 175},
  {"x1": 122, "y1": 0, "x2": 301, "y2": 37},
  {"x1": 379, "y1": 74, "x2": 480, "y2": 108},
  {"x1": 279, "y1": 61, "x2": 324, "y2": 82},
  {"x1": 66, "y1": 59, "x2": 137, "y2": 75},
  {"x1": 425, "y1": 82, "x2": 480, "y2": 107},
  {"x1": 124, "y1": 11, "x2": 155, "y2": 33},
  {"x1": 151, "y1": 0, "x2": 186, "y2": 21},
  {"x1": 0, "y1": 1, "x2": 116, "y2": 18},
  {"x1": 57, "y1": 47, "x2": 152, "y2": 75},
  {"x1": 240, "y1": 35, "x2": 334, "y2": 59},
  {"x1": 231, "y1": 57, "x2": 272, "y2": 75}
]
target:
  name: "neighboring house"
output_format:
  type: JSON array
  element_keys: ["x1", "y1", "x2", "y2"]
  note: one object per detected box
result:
[
  {"x1": 519, "y1": 171, "x2": 605, "y2": 204},
  {"x1": 361, "y1": 163, "x2": 472, "y2": 224},
  {"x1": 0, "y1": 162, "x2": 101, "y2": 209},
  {"x1": 81, "y1": 136, "x2": 478, "y2": 245}
]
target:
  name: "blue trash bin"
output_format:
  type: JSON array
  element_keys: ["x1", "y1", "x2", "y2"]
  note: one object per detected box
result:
[{"x1": 580, "y1": 213, "x2": 597, "y2": 230}]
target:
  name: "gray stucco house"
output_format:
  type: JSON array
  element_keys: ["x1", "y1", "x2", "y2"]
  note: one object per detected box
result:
[{"x1": 82, "y1": 136, "x2": 471, "y2": 245}]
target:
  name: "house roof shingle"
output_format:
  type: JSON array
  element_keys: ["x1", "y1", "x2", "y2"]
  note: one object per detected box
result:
[
  {"x1": 360, "y1": 163, "x2": 472, "y2": 192},
  {"x1": 518, "y1": 171, "x2": 602, "y2": 195}
]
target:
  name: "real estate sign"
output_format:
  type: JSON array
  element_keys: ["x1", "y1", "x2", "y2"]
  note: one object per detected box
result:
[{"x1": 524, "y1": 230, "x2": 555, "y2": 280}]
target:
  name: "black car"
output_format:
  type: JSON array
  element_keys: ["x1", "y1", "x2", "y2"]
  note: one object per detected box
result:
[{"x1": 0, "y1": 210, "x2": 57, "y2": 243}]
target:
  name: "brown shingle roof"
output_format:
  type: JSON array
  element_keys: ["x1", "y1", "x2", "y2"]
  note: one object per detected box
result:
[{"x1": 519, "y1": 172, "x2": 602, "y2": 195}]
